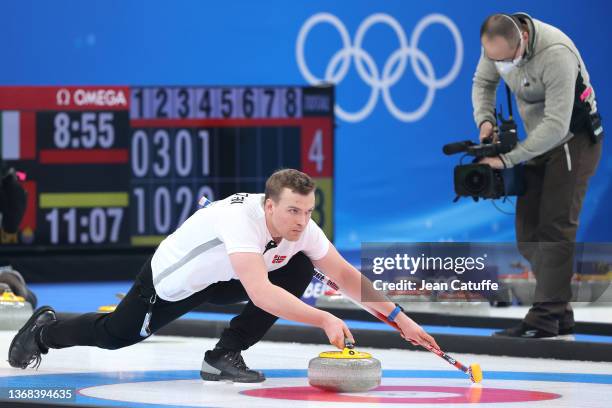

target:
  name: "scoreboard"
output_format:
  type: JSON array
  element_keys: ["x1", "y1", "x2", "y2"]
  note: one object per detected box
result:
[{"x1": 0, "y1": 85, "x2": 334, "y2": 248}]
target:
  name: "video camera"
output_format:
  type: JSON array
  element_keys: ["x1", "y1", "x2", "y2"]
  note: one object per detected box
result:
[{"x1": 443, "y1": 85, "x2": 525, "y2": 201}]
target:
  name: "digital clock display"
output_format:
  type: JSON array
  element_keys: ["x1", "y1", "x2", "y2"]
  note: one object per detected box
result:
[{"x1": 0, "y1": 85, "x2": 334, "y2": 248}]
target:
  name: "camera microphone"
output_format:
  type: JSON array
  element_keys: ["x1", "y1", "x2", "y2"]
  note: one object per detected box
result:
[{"x1": 442, "y1": 140, "x2": 476, "y2": 156}]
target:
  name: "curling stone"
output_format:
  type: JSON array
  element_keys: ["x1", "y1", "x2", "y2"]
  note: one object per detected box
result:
[
  {"x1": 0, "y1": 267, "x2": 37, "y2": 308},
  {"x1": 308, "y1": 344, "x2": 381, "y2": 393},
  {"x1": 0, "y1": 285, "x2": 33, "y2": 330}
]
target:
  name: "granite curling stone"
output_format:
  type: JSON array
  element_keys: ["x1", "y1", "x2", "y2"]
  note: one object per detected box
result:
[
  {"x1": 308, "y1": 346, "x2": 381, "y2": 392},
  {"x1": 0, "y1": 284, "x2": 33, "y2": 330}
]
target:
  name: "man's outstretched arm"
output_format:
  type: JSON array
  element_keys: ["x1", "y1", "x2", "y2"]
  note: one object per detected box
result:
[{"x1": 229, "y1": 252, "x2": 353, "y2": 349}]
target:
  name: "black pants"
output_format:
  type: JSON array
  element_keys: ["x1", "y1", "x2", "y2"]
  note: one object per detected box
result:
[
  {"x1": 42, "y1": 252, "x2": 314, "y2": 351},
  {"x1": 516, "y1": 131, "x2": 602, "y2": 333}
]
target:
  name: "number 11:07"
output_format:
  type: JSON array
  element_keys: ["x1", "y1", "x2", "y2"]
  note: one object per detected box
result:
[{"x1": 44, "y1": 208, "x2": 123, "y2": 244}]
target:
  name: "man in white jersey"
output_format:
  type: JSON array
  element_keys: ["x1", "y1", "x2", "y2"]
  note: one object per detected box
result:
[{"x1": 9, "y1": 169, "x2": 438, "y2": 382}]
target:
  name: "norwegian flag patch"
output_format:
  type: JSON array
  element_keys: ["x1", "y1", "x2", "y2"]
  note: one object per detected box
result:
[{"x1": 272, "y1": 255, "x2": 287, "y2": 264}]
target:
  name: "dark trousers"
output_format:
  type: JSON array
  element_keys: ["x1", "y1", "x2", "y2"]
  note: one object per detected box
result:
[
  {"x1": 42, "y1": 252, "x2": 314, "y2": 351},
  {"x1": 516, "y1": 132, "x2": 602, "y2": 333}
]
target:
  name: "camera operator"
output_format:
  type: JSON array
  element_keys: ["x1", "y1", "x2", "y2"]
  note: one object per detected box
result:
[{"x1": 472, "y1": 13, "x2": 603, "y2": 338}]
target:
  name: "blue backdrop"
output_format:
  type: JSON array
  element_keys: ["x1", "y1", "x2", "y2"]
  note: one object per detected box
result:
[{"x1": 2, "y1": 0, "x2": 611, "y2": 250}]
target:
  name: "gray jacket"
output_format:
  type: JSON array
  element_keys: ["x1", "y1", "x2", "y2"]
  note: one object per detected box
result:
[{"x1": 472, "y1": 13, "x2": 597, "y2": 167}]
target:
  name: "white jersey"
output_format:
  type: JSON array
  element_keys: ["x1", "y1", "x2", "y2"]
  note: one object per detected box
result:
[{"x1": 150, "y1": 193, "x2": 330, "y2": 301}]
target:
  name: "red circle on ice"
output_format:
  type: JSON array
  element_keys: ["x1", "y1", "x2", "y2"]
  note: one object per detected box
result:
[{"x1": 241, "y1": 385, "x2": 560, "y2": 404}]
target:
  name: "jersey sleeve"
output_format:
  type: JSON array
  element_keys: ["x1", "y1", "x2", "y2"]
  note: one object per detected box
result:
[
  {"x1": 302, "y1": 220, "x2": 330, "y2": 261},
  {"x1": 218, "y1": 207, "x2": 263, "y2": 255}
]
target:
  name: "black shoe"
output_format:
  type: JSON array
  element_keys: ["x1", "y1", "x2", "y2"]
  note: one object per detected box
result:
[
  {"x1": 8, "y1": 306, "x2": 56, "y2": 369},
  {"x1": 200, "y1": 349, "x2": 265, "y2": 383},
  {"x1": 493, "y1": 323, "x2": 557, "y2": 339}
]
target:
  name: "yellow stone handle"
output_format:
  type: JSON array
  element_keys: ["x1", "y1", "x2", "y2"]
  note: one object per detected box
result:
[{"x1": 342, "y1": 347, "x2": 356, "y2": 357}]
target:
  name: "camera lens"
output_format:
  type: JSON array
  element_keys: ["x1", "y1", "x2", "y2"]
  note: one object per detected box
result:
[{"x1": 464, "y1": 169, "x2": 486, "y2": 193}]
